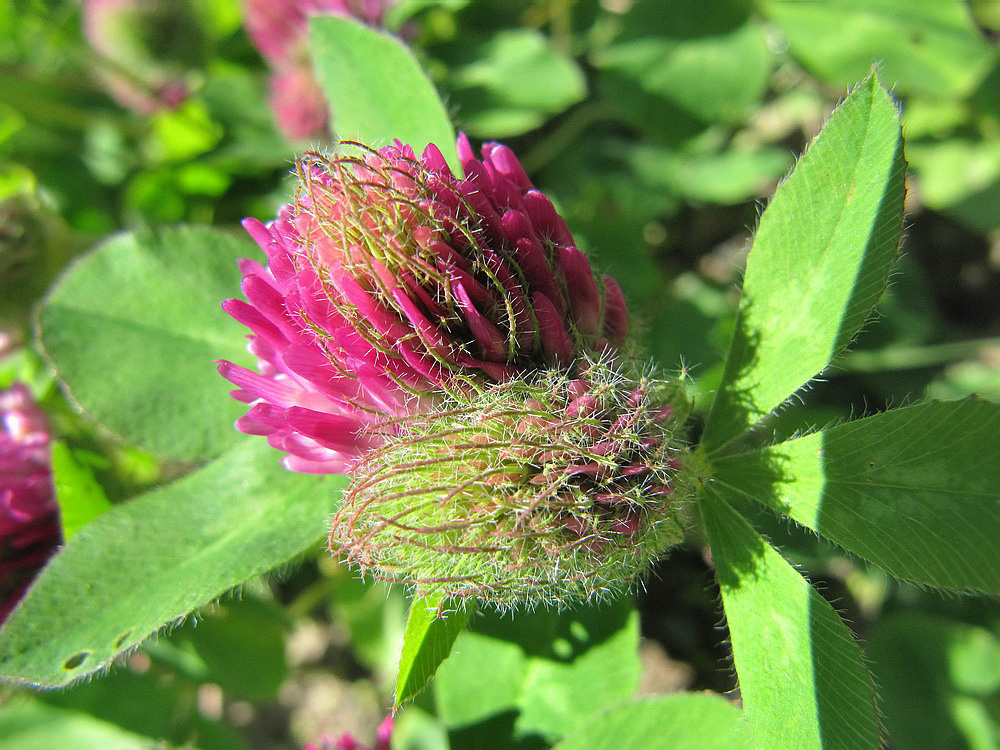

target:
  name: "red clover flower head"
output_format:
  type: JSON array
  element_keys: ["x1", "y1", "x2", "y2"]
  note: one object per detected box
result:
[
  {"x1": 219, "y1": 136, "x2": 628, "y2": 474},
  {"x1": 0, "y1": 383, "x2": 60, "y2": 623},
  {"x1": 220, "y1": 135, "x2": 693, "y2": 604}
]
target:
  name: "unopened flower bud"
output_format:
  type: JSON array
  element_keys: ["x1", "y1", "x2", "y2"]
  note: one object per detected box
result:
[{"x1": 329, "y1": 358, "x2": 692, "y2": 608}]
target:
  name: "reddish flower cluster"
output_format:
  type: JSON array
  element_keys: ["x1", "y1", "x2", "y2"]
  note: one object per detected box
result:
[
  {"x1": 0, "y1": 384, "x2": 60, "y2": 622},
  {"x1": 221, "y1": 134, "x2": 692, "y2": 606},
  {"x1": 219, "y1": 135, "x2": 627, "y2": 474},
  {"x1": 305, "y1": 714, "x2": 393, "y2": 750},
  {"x1": 242, "y1": 0, "x2": 390, "y2": 140}
]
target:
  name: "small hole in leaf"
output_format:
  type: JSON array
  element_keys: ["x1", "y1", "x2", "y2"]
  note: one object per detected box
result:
[
  {"x1": 114, "y1": 631, "x2": 133, "y2": 650},
  {"x1": 63, "y1": 651, "x2": 90, "y2": 670}
]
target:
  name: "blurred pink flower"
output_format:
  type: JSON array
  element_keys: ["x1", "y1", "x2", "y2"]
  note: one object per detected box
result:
[
  {"x1": 268, "y1": 65, "x2": 332, "y2": 141},
  {"x1": 0, "y1": 384, "x2": 60, "y2": 622},
  {"x1": 241, "y1": 0, "x2": 392, "y2": 140},
  {"x1": 305, "y1": 714, "x2": 393, "y2": 750},
  {"x1": 82, "y1": 0, "x2": 204, "y2": 114},
  {"x1": 244, "y1": 0, "x2": 388, "y2": 65},
  {"x1": 219, "y1": 135, "x2": 628, "y2": 474}
]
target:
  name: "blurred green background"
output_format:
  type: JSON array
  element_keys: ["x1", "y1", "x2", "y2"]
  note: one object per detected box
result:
[{"x1": 0, "y1": 1, "x2": 997, "y2": 748}]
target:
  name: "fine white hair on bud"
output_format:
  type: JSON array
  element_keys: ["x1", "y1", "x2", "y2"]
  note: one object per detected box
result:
[{"x1": 329, "y1": 355, "x2": 694, "y2": 609}]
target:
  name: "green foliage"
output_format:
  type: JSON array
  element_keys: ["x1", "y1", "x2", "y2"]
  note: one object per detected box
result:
[
  {"x1": 1, "y1": 2, "x2": 998, "y2": 748},
  {"x1": 712, "y1": 398, "x2": 1000, "y2": 594},
  {"x1": 395, "y1": 596, "x2": 472, "y2": 707},
  {"x1": 703, "y1": 74, "x2": 906, "y2": 453},
  {"x1": 596, "y1": 0, "x2": 771, "y2": 134},
  {"x1": 310, "y1": 15, "x2": 457, "y2": 168},
  {"x1": 0, "y1": 698, "x2": 165, "y2": 750},
  {"x1": 700, "y1": 490, "x2": 879, "y2": 749},
  {"x1": 867, "y1": 611, "x2": 1000, "y2": 750},
  {"x1": 49, "y1": 441, "x2": 112, "y2": 540},
  {"x1": 552, "y1": 693, "x2": 750, "y2": 750},
  {"x1": 434, "y1": 599, "x2": 641, "y2": 747},
  {"x1": 37, "y1": 226, "x2": 256, "y2": 462},
  {"x1": 446, "y1": 29, "x2": 585, "y2": 137},
  {"x1": 0, "y1": 440, "x2": 338, "y2": 688},
  {"x1": 760, "y1": 0, "x2": 994, "y2": 98}
]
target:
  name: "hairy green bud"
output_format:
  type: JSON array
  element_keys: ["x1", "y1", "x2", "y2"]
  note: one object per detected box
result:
[{"x1": 329, "y1": 357, "x2": 694, "y2": 609}]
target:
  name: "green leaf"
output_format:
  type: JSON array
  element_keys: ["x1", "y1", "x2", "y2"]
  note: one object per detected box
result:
[
  {"x1": 867, "y1": 611, "x2": 1000, "y2": 750},
  {"x1": 760, "y1": 0, "x2": 995, "y2": 98},
  {"x1": 0, "y1": 439, "x2": 340, "y2": 688},
  {"x1": 434, "y1": 599, "x2": 640, "y2": 746},
  {"x1": 36, "y1": 226, "x2": 256, "y2": 462},
  {"x1": 175, "y1": 595, "x2": 289, "y2": 701},
  {"x1": 702, "y1": 74, "x2": 905, "y2": 454},
  {"x1": 712, "y1": 399, "x2": 1000, "y2": 594},
  {"x1": 447, "y1": 30, "x2": 586, "y2": 138},
  {"x1": 310, "y1": 16, "x2": 457, "y2": 169},
  {"x1": 700, "y1": 489, "x2": 879, "y2": 750},
  {"x1": 38, "y1": 667, "x2": 248, "y2": 750},
  {"x1": 552, "y1": 693, "x2": 749, "y2": 750},
  {"x1": 595, "y1": 0, "x2": 771, "y2": 136},
  {"x1": 50, "y1": 441, "x2": 112, "y2": 540},
  {"x1": 395, "y1": 595, "x2": 472, "y2": 707},
  {"x1": 0, "y1": 698, "x2": 166, "y2": 750}
]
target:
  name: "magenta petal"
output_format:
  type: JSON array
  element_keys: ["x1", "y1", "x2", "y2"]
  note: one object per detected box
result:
[
  {"x1": 522, "y1": 190, "x2": 574, "y2": 246},
  {"x1": 454, "y1": 281, "x2": 508, "y2": 362},
  {"x1": 398, "y1": 345, "x2": 447, "y2": 387},
  {"x1": 483, "y1": 248, "x2": 536, "y2": 352},
  {"x1": 217, "y1": 361, "x2": 301, "y2": 406},
  {"x1": 483, "y1": 142, "x2": 533, "y2": 191},
  {"x1": 557, "y1": 246, "x2": 601, "y2": 338},
  {"x1": 237, "y1": 257, "x2": 267, "y2": 277},
  {"x1": 242, "y1": 216, "x2": 274, "y2": 249},
  {"x1": 601, "y1": 275, "x2": 629, "y2": 346},
  {"x1": 241, "y1": 273, "x2": 289, "y2": 324},
  {"x1": 499, "y1": 208, "x2": 534, "y2": 241},
  {"x1": 285, "y1": 406, "x2": 373, "y2": 453},
  {"x1": 532, "y1": 292, "x2": 574, "y2": 364},
  {"x1": 456, "y1": 132, "x2": 476, "y2": 169},
  {"x1": 421, "y1": 142, "x2": 454, "y2": 178},
  {"x1": 461, "y1": 157, "x2": 493, "y2": 201},
  {"x1": 332, "y1": 269, "x2": 411, "y2": 340},
  {"x1": 391, "y1": 287, "x2": 458, "y2": 363},
  {"x1": 283, "y1": 453, "x2": 345, "y2": 474},
  {"x1": 222, "y1": 299, "x2": 287, "y2": 350},
  {"x1": 514, "y1": 236, "x2": 565, "y2": 316},
  {"x1": 455, "y1": 181, "x2": 503, "y2": 237},
  {"x1": 439, "y1": 260, "x2": 494, "y2": 309}
]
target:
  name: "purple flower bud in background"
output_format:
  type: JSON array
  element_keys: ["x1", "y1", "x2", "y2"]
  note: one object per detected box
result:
[
  {"x1": 0, "y1": 384, "x2": 60, "y2": 623},
  {"x1": 82, "y1": 0, "x2": 207, "y2": 114},
  {"x1": 305, "y1": 714, "x2": 393, "y2": 750},
  {"x1": 241, "y1": 0, "x2": 392, "y2": 140},
  {"x1": 219, "y1": 136, "x2": 628, "y2": 474},
  {"x1": 268, "y1": 64, "x2": 332, "y2": 141},
  {"x1": 243, "y1": 0, "x2": 388, "y2": 65}
]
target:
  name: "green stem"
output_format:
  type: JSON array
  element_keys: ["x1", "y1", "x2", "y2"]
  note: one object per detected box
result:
[{"x1": 520, "y1": 99, "x2": 618, "y2": 174}]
